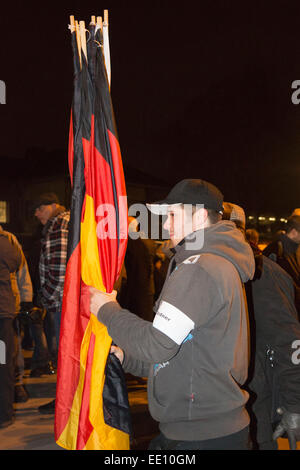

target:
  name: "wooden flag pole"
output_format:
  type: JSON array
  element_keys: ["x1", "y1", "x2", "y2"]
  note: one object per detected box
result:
[
  {"x1": 69, "y1": 15, "x2": 76, "y2": 33},
  {"x1": 75, "y1": 20, "x2": 82, "y2": 68},
  {"x1": 96, "y1": 16, "x2": 103, "y2": 32},
  {"x1": 103, "y1": 9, "x2": 109, "y2": 26},
  {"x1": 79, "y1": 20, "x2": 88, "y2": 63},
  {"x1": 102, "y1": 10, "x2": 111, "y2": 88}
]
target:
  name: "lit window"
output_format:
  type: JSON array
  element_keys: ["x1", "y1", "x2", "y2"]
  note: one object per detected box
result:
[{"x1": 0, "y1": 201, "x2": 8, "y2": 223}]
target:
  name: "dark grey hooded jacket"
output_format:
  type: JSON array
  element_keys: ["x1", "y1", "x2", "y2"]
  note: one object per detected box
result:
[{"x1": 99, "y1": 220, "x2": 255, "y2": 440}]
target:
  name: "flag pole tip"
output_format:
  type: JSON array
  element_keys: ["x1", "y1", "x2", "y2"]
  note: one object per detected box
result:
[{"x1": 104, "y1": 10, "x2": 109, "y2": 25}]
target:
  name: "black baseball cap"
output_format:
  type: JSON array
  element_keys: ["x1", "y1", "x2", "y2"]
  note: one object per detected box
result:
[
  {"x1": 32, "y1": 192, "x2": 59, "y2": 210},
  {"x1": 147, "y1": 179, "x2": 224, "y2": 215}
]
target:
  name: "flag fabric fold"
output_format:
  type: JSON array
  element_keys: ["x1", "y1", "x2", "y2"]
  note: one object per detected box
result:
[{"x1": 55, "y1": 21, "x2": 130, "y2": 451}]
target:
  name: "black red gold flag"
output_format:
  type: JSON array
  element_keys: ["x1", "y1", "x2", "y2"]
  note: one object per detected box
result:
[{"x1": 55, "y1": 18, "x2": 130, "y2": 450}]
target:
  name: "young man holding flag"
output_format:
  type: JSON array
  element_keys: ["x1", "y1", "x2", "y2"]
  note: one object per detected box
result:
[{"x1": 90, "y1": 178, "x2": 255, "y2": 450}]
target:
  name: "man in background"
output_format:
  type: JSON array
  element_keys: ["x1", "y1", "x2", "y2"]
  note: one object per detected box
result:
[
  {"x1": 0, "y1": 232, "x2": 21, "y2": 428},
  {"x1": 33, "y1": 192, "x2": 70, "y2": 414},
  {"x1": 223, "y1": 202, "x2": 300, "y2": 450},
  {"x1": 0, "y1": 226, "x2": 33, "y2": 403},
  {"x1": 120, "y1": 216, "x2": 155, "y2": 322},
  {"x1": 263, "y1": 215, "x2": 300, "y2": 318}
]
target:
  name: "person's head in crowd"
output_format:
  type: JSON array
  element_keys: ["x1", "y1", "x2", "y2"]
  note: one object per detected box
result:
[
  {"x1": 285, "y1": 215, "x2": 300, "y2": 244},
  {"x1": 33, "y1": 192, "x2": 60, "y2": 225},
  {"x1": 147, "y1": 179, "x2": 223, "y2": 246},
  {"x1": 291, "y1": 208, "x2": 300, "y2": 216},
  {"x1": 128, "y1": 216, "x2": 139, "y2": 233},
  {"x1": 246, "y1": 228, "x2": 259, "y2": 246},
  {"x1": 222, "y1": 202, "x2": 246, "y2": 234}
]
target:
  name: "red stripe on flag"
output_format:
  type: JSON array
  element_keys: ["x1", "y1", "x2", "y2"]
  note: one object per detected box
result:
[
  {"x1": 55, "y1": 245, "x2": 90, "y2": 439},
  {"x1": 82, "y1": 116, "x2": 119, "y2": 292},
  {"x1": 76, "y1": 331, "x2": 96, "y2": 450},
  {"x1": 107, "y1": 129, "x2": 126, "y2": 197},
  {"x1": 107, "y1": 129, "x2": 128, "y2": 277}
]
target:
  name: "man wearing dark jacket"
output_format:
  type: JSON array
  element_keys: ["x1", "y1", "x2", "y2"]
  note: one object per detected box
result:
[
  {"x1": 263, "y1": 215, "x2": 300, "y2": 318},
  {"x1": 120, "y1": 217, "x2": 155, "y2": 322},
  {"x1": 247, "y1": 247, "x2": 300, "y2": 449},
  {"x1": 0, "y1": 233, "x2": 21, "y2": 428},
  {"x1": 224, "y1": 203, "x2": 300, "y2": 450},
  {"x1": 89, "y1": 179, "x2": 255, "y2": 450}
]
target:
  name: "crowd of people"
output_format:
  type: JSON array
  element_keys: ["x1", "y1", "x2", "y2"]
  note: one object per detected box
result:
[{"x1": 1, "y1": 181, "x2": 300, "y2": 451}]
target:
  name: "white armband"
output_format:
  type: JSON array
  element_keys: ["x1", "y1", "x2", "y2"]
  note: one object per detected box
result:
[{"x1": 153, "y1": 301, "x2": 195, "y2": 345}]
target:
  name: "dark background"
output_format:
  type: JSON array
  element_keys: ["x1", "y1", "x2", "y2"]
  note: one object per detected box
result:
[{"x1": 1, "y1": 0, "x2": 300, "y2": 218}]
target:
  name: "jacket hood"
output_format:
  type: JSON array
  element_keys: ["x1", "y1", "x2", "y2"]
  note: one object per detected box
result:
[{"x1": 174, "y1": 220, "x2": 255, "y2": 283}]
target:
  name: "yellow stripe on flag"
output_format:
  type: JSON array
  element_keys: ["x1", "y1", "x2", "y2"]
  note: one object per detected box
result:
[
  {"x1": 84, "y1": 315, "x2": 130, "y2": 450},
  {"x1": 56, "y1": 317, "x2": 94, "y2": 449},
  {"x1": 57, "y1": 193, "x2": 130, "y2": 450},
  {"x1": 56, "y1": 316, "x2": 129, "y2": 450},
  {"x1": 81, "y1": 194, "x2": 106, "y2": 292}
]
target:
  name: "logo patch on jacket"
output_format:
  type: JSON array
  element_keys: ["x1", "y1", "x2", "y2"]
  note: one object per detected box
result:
[
  {"x1": 153, "y1": 362, "x2": 169, "y2": 376},
  {"x1": 183, "y1": 255, "x2": 201, "y2": 264}
]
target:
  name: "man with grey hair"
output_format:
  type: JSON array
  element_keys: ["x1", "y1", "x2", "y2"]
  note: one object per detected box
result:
[{"x1": 89, "y1": 179, "x2": 255, "y2": 450}]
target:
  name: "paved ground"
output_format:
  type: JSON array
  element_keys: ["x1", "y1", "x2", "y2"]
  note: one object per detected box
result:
[
  {"x1": 0, "y1": 352, "x2": 158, "y2": 451},
  {"x1": 0, "y1": 350, "x2": 298, "y2": 451}
]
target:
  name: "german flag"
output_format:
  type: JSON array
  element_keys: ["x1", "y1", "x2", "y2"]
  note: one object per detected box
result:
[{"x1": 55, "y1": 19, "x2": 130, "y2": 450}]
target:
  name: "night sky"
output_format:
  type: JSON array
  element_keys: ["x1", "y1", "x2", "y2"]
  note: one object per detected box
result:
[{"x1": 1, "y1": 1, "x2": 300, "y2": 216}]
